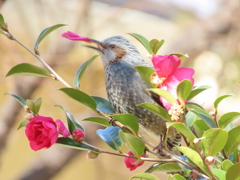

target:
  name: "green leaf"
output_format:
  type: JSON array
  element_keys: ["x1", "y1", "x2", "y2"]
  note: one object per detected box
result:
[
  {"x1": 4, "y1": 93, "x2": 26, "y2": 106},
  {"x1": 186, "y1": 110, "x2": 198, "y2": 129},
  {"x1": 0, "y1": 13, "x2": 5, "y2": 26},
  {"x1": 111, "y1": 114, "x2": 139, "y2": 134},
  {"x1": 146, "y1": 163, "x2": 183, "y2": 173},
  {"x1": 119, "y1": 131, "x2": 145, "y2": 158},
  {"x1": 83, "y1": 117, "x2": 110, "y2": 127},
  {"x1": 134, "y1": 66, "x2": 155, "y2": 88},
  {"x1": 148, "y1": 88, "x2": 178, "y2": 105},
  {"x1": 73, "y1": 55, "x2": 99, "y2": 88},
  {"x1": 218, "y1": 112, "x2": 240, "y2": 129},
  {"x1": 201, "y1": 128, "x2": 228, "y2": 156},
  {"x1": 149, "y1": 39, "x2": 164, "y2": 55},
  {"x1": 175, "y1": 146, "x2": 209, "y2": 175},
  {"x1": 170, "y1": 53, "x2": 189, "y2": 61},
  {"x1": 56, "y1": 137, "x2": 96, "y2": 152},
  {"x1": 6, "y1": 63, "x2": 51, "y2": 77},
  {"x1": 224, "y1": 126, "x2": 240, "y2": 154},
  {"x1": 91, "y1": 96, "x2": 115, "y2": 114},
  {"x1": 96, "y1": 126, "x2": 123, "y2": 151},
  {"x1": 188, "y1": 85, "x2": 211, "y2": 100},
  {"x1": 130, "y1": 173, "x2": 160, "y2": 180},
  {"x1": 34, "y1": 24, "x2": 67, "y2": 51},
  {"x1": 193, "y1": 119, "x2": 210, "y2": 137},
  {"x1": 221, "y1": 159, "x2": 233, "y2": 171},
  {"x1": 171, "y1": 174, "x2": 186, "y2": 180},
  {"x1": 168, "y1": 122, "x2": 195, "y2": 141},
  {"x1": 17, "y1": 120, "x2": 29, "y2": 130},
  {"x1": 177, "y1": 80, "x2": 193, "y2": 103},
  {"x1": 211, "y1": 169, "x2": 226, "y2": 180},
  {"x1": 55, "y1": 105, "x2": 84, "y2": 133},
  {"x1": 26, "y1": 99, "x2": 41, "y2": 115},
  {"x1": 214, "y1": 94, "x2": 234, "y2": 109},
  {"x1": 137, "y1": 103, "x2": 171, "y2": 122},
  {"x1": 128, "y1": 33, "x2": 152, "y2": 54},
  {"x1": 226, "y1": 163, "x2": 240, "y2": 180},
  {"x1": 0, "y1": 30, "x2": 5, "y2": 35},
  {"x1": 59, "y1": 88, "x2": 97, "y2": 110}
]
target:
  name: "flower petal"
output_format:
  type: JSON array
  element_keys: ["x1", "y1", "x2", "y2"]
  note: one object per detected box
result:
[
  {"x1": 55, "y1": 119, "x2": 70, "y2": 137},
  {"x1": 152, "y1": 55, "x2": 180, "y2": 77},
  {"x1": 61, "y1": 31, "x2": 93, "y2": 42},
  {"x1": 172, "y1": 68, "x2": 195, "y2": 84}
]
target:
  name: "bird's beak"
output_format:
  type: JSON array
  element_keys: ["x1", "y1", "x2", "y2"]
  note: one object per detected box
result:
[{"x1": 86, "y1": 39, "x2": 106, "y2": 53}]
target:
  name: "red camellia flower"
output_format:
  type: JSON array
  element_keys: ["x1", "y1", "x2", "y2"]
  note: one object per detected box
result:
[
  {"x1": 124, "y1": 151, "x2": 146, "y2": 171},
  {"x1": 151, "y1": 55, "x2": 195, "y2": 110},
  {"x1": 25, "y1": 116, "x2": 70, "y2": 151}
]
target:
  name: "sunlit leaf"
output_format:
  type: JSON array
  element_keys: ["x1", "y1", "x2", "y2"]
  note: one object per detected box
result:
[
  {"x1": 17, "y1": 120, "x2": 29, "y2": 130},
  {"x1": 59, "y1": 88, "x2": 97, "y2": 110},
  {"x1": 177, "y1": 80, "x2": 193, "y2": 103},
  {"x1": 226, "y1": 163, "x2": 240, "y2": 180},
  {"x1": 91, "y1": 96, "x2": 115, "y2": 114},
  {"x1": 148, "y1": 88, "x2": 178, "y2": 105},
  {"x1": 214, "y1": 94, "x2": 234, "y2": 110},
  {"x1": 96, "y1": 126, "x2": 123, "y2": 151},
  {"x1": 128, "y1": 33, "x2": 152, "y2": 54},
  {"x1": 211, "y1": 169, "x2": 226, "y2": 180},
  {"x1": 34, "y1": 24, "x2": 67, "y2": 51},
  {"x1": 188, "y1": 85, "x2": 211, "y2": 100},
  {"x1": 6, "y1": 63, "x2": 51, "y2": 77},
  {"x1": 201, "y1": 128, "x2": 228, "y2": 156},
  {"x1": 130, "y1": 173, "x2": 160, "y2": 180},
  {"x1": 137, "y1": 103, "x2": 171, "y2": 121},
  {"x1": 186, "y1": 111, "x2": 198, "y2": 129},
  {"x1": 221, "y1": 159, "x2": 233, "y2": 172},
  {"x1": 149, "y1": 39, "x2": 164, "y2": 55},
  {"x1": 73, "y1": 55, "x2": 99, "y2": 88},
  {"x1": 119, "y1": 131, "x2": 145, "y2": 158},
  {"x1": 4, "y1": 93, "x2": 26, "y2": 106},
  {"x1": 83, "y1": 117, "x2": 110, "y2": 127},
  {"x1": 224, "y1": 126, "x2": 240, "y2": 154},
  {"x1": 171, "y1": 53, "x2": 189, "y2": 61},
  {"x1": 134, "y1": 66, "x2": 155, "y2": 88},
  {"x1": 193, "y1": 119, "x2": 210, "y2": 137},
  {"x1": 218, "y1": 112, "x2": 240, "y2": 129},
  {"x1": 0, "y1": 13, "x2": 5, "y2": 26},
  {"x1": 146, "y1": 163, "x2": 182, "y2": 173}
]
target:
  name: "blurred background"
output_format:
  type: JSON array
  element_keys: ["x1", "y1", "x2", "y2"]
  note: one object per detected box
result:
[{"x1": 0, "y1": 0, "x2": 240, "y2": 179}]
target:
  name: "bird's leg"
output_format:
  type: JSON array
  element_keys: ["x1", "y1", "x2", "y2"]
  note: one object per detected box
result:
[{"x1": 153, "y1": 135, "x2": 169, "y2": 157}]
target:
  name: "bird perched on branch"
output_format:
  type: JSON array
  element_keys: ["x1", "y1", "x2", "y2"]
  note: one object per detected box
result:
[{"x1": 87, "y1": 36, "x2": 181, "y2": 150}]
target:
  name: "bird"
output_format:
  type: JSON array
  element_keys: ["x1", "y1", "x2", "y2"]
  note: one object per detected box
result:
[{"x1": 86, "y1": 36, "x2": 181, "y2": 151}]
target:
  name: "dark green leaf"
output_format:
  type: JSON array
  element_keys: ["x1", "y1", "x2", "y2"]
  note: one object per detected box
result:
[
  {"x1": 17, "y1": 120, "x2": 29, "y2": 130},
  {"x1": 83, "y1": 117, "x2": 110, "y2": 127},
  {"x1": 201, "y1": 128, "x2": 228, "y2": 156},
  {"x1": 119, "y1": 131, "x2": 145, "y2": 158},
  {"x1": 59, "y1": 88, "x2": 97, "y2": 110},
  {"x1": 56, "y1": 137, "x2": 95, "y2": 151},
  {"x1": 111, "y1": 114, "x2": 139, "y2": 134},
  {"x1": 214, "y1": 94, "x2": 234, "y2": 109},
  {"x1": 149, "y1": 39, "x2": 164, "y2": 55},
  {"x1": 226, "y1": 163, "x2": 240, "y2": 180},
  {"x1": 177, "y1": 80, "x2": 193, "y2": 103},
  {"x1": 134, "y1": 66, "x2": 155, "y2": 88},
  {"x1": 148, "y1": 88, "x2": 178, "y2": 105},
  {"x1": 186, "y1": 111, "x2": 198, "y2": 129},
  {"x1": 167, "y1": 122, "x2": 195, "y2": 141},
  {"x1": 34, "y1": 24, "x2": 67, "y2": 51},
  {"x1": 73, "y1": 55, "x2": 99, "y2": 88},
  {"x1": 128, "y1": 33, "x2": 152, "y2": 54},
  {"x1": 6, "y1": 63, "x2": 51, "y2": 77},
  {"x1": 221, "y1": 159, "x2": 233, "y2": 171},
  {"x1": 137, "y1": 103, "x2": 171, "y2": 122},
  {"x1": 188, "y1": 85, "x2": 211, "y2": 100},
  {"x1": 175, "y1": 146, "x2": 209, "y2": 175},
  {"x1": 211, "y1": 169, "x2": 226, "y2": 180},
  {"x1": 224, "y1": 126, "x2": 240, "y2": 154},
  {"x1": 96, "y1": 126, "x2": 123, "y2": 151},
  {"x1": 146, "y1": 163, "x2": 182, "y2": 173},
  {"x1": 219, "y1": 112, "x2": 240, "y2": 129},
  {"x1": 4, "y1": 93, "x2": 26, "y2": 106},
  {"x1": 55, "y1": 105, "x2": 84, "y2": 133},
  {"x1": 130, "y1": 173, "x2": 160, "y2": 180},
  {"x1": 91, "y1": 96, "x2": 115, "y2": 114}
]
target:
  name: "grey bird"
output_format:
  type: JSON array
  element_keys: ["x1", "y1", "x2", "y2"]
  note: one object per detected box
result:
[{"x1": 86, "y1": 36, "x2": 181, "y2": 150}]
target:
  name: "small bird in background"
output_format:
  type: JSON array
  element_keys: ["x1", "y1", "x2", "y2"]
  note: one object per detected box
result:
[{"x1": 62, "y1": 32, "x2": 182, "y2": 152}]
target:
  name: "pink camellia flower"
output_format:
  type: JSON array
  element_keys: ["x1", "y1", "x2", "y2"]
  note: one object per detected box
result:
[
  {"x1": 72, "y1": 129, "x2": 85, "y2": 142},
  {"x1": 151, "y1": 55, "x2": 195, "y2": 110},
  {"x1": 61, "y1": 31, "x2": 93, "y2": 42},
  {"x1": 25, "y1": 116, "x2": 70, "y2": 151},
  {"x1": 124, "y1": 151, "x2": 146, "y2": 171}
]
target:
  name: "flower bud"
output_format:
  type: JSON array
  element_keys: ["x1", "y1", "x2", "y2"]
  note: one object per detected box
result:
[
  {"x1": 24, "y1": 113, "x2": 34, "y2": 121},
  {"x1": 86, "y1": 151, "x2": 98, "y2": 159},
  {"x1": 204, "y1": 156, "x2": 215, "y2": 165},
  {"x1": 72, "y1": 129, "x2": 85, "y2": 142}
]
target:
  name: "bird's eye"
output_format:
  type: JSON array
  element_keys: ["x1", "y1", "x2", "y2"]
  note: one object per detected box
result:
[{"x1": 110, "y1": 44, "x2": 116, "y2": 49}]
